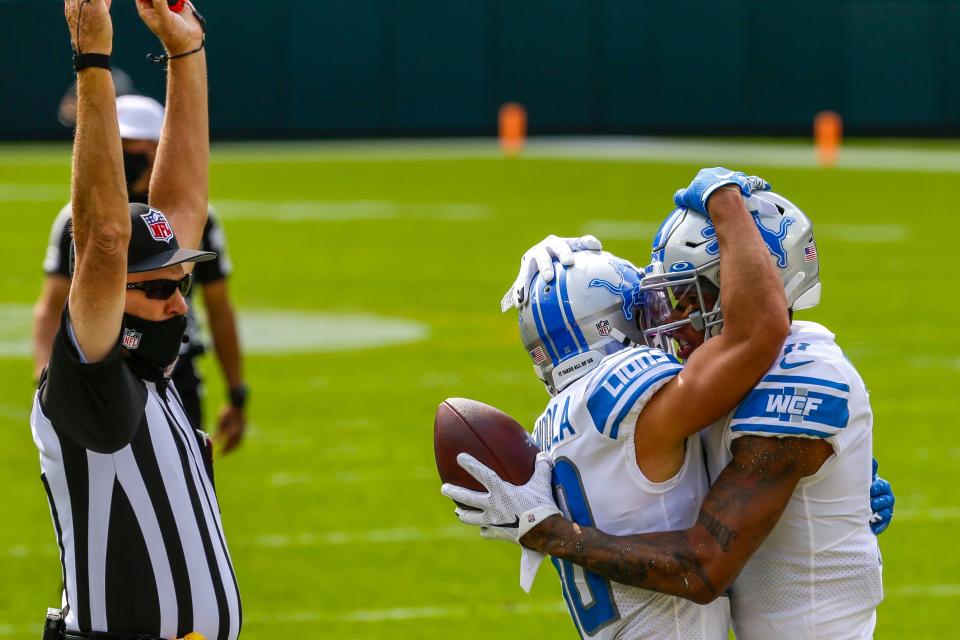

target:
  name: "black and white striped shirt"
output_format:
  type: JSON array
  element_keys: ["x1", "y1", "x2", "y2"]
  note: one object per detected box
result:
[{"x1": 31, "y1": 309, "x2": 242, "y2": 639}]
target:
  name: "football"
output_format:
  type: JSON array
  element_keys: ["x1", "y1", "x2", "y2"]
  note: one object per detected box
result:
[{"x1": 434, "y1": 398, "x2": 540, "y2": 502}]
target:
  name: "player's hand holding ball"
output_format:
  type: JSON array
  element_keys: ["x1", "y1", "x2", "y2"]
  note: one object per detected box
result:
[
  {"x1": 64, "y1": 0, "x2": 114, "y2": 56},
  {"x1": 441, "y1": 452, "x2": 561, "y2": 546},
  {"x1": 673, "y1": 167, "x2": 771, "y2": 217},
  {"x1": 136, "y1": 0, "x2": 204, "y2": 57}
]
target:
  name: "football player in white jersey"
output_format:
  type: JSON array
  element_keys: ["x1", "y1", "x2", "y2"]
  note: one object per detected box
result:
[
  {"x1": 444, "y1": 169, "x2": 794, "y2": 638},
  {"x1": 445, "y1": 169, "x2": 891, "y2": 640}
]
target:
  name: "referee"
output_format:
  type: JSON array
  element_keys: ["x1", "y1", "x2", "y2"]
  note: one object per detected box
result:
[
  {"x1": 33, "y1": 2, "x2": 240, "y2": 638},
  {"x1": 33, "y1": 94, "x2": 249, "y2": 451}
]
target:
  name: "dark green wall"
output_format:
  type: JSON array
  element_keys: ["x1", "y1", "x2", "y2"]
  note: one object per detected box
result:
[{"x1": 3, "y1": 0, "x2": 957, "y2": 140}]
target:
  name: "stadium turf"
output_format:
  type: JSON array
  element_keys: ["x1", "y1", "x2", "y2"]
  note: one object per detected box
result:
[{"x1": 0, "y1": 140, "x2": 956, "y2": 638}]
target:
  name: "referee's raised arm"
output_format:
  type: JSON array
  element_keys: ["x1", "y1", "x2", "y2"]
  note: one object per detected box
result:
[
  {"x1": 137, "y1": 0, "x2": 209, "y2": 252},
  {"x1": 64, "y1": 0, "x2": 129, "y2": 363}
]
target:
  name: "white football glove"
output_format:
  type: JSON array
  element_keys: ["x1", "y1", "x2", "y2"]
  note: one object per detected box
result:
[
  {"x1": 440, "y1": 452, "x2": 561, "y2": 545},
  {"x1": 441, "y1": 452, "x2": 560, "y2": 593},
  {"x1": 500, "y1": 235, "x2": 603, "y2": 312}
]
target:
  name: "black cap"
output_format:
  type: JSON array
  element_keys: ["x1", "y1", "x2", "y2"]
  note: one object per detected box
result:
[{"x1": 127, "y1": 203, "x2": 216, "y2": 273}]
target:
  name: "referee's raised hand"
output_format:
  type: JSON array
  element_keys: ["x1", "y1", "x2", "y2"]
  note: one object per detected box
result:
[
  {"x1": 64, "y1": 0, "x2": 113, "y2": 56},
  {"x1": 135, "y1": 0, "x2": 204, "y2": 57}
]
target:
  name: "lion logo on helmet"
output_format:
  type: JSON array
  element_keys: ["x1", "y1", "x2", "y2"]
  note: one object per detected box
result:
[
  {"x1": 701, "y1": 215, "x2": 795, "y2": 268},
  {"x1": 588, "y1": 259, "x2": 644, "y2": 322}
]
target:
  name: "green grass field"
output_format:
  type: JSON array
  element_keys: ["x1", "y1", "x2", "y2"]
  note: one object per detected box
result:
[{"x1": 1, "y1": 139, "x2": 957, "y2": 638}]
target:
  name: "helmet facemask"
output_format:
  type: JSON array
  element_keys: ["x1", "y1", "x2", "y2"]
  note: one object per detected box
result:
[
  {"x1": 639, "y1": 262, "x2": 721, "y2": 361},
  {"x1": 641, "y1": 191, "x2": 822, "y2": 361}
]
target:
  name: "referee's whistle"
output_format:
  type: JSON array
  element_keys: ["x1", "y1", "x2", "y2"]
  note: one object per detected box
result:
[{"x1": 168, "y1": 0, "x2": 187, "y2": 12}]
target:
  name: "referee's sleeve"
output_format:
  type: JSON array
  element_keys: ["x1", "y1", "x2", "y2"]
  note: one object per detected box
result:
[
  {"x1": 194, "y1": 212, "x2": 232, "y2": 284},
  {"x1": 41, "y1": 309, "x2": 147, "y2": 454}
]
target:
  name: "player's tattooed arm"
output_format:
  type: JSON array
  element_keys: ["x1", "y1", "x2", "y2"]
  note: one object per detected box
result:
[{"x1": 521, "y1": 435, "x2": 832, "y2": 604}]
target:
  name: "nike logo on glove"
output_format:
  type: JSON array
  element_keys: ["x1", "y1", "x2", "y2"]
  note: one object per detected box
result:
[
  {"x1": 780, "y1": 357, "x2": 815, "y2": 369},
  {"x1": 491, "y1": 517, "x2": 520, "y2": 529}
]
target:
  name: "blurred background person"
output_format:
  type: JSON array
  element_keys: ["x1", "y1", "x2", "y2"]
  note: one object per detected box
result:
[
  {"x1": 57, "y1": 67, "x2": 137, "y2": 128},
  {"x1": 33, "y1": 93, "x2": 249, "y2": 454}
]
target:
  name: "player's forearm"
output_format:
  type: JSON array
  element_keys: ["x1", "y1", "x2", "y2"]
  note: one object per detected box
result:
[
  {"x1": 150, "y1": 51, "x2": 209, "y2": 250},
  {"x1": 523, "y1": 436, "x2": 814, "y2": 604},
  {"x1": 709, "y1": 189, "x2": 789, "y2": 346},
  {"x1": 71, "y1": 70, "x2": 130, "y2": 251},
  {"x1": 522, "y1": 515, "x2": 723, "y2": 604},
  {"x1": 209, "y1": 301, "x2": 244, "y2": 389},
  {"x1": 33, "y1": 304, "x2": 61, "y2": 380}
]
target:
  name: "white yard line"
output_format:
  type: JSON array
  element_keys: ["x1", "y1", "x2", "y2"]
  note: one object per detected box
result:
[
  {"x1": 0, "y1": 402, "x2": 30, "y2": 421},
  {"x1": 582, "y1": 220, "x2": 663, "y2": 240},
  {"x1": 243, "y1": 600, "x2": 569, "y2": 626},
  {"x1": 522, "y1": 138, "x2": 960, "y2": 174},
  {"x1": 582, "y1": 220, "x2": 910, "y2": 245},
  {"x1": 0, "y1": 183, "x2": 67, "y2": 202},
  {"x1": 0, "y1": 305, "x2": 430, "y2": 358},
  {"x1": 889, "y1": 584, "x2": 960, "y2": 598},
  {"x1": 4, "y1": 138, "x2": 960, "y2": 173},
  {"x1": 894, "y1": 506, "x2": 960, "y2": 522},
  {"x1": 247, "y1": 525, "x2": 473, "y2": 549},
  {"x1": 214, "y1": 199, "x2": 490, "y2": 222},
  {"x1": 815, "y1": 223, "x2": 909, "y2": 244}
]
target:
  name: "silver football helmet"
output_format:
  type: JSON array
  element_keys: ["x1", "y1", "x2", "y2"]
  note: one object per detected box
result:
[
  {"x1": 639, "y1": 191, "x2": 821, "y2": 355},
  {"x1": 518, "y1": 251, "x2": 646, "y2": 395}
]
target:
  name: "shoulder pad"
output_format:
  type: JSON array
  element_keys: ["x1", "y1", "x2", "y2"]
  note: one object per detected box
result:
[
  {"x1": 732, "y1": 355, "x2": 852, "y2": 440},
  {"x1": 582, "y1": 347, "x2": 682, "y2": 440}
]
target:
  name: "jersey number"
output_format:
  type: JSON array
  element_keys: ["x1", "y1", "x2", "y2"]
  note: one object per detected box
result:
[{"x1": 551, "y1": 458, "x2": 620, "y2": 636}]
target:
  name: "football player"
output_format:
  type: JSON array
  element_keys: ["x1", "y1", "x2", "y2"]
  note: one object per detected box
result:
[
  {"x1": 445, "y1": 168, "x2": 792, "y2": 638},
  {"x1": 443, "y1": 168, "x2": 893, "y2": 639}
]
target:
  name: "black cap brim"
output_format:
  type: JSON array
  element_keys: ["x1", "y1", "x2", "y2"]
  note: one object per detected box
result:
[{"x1": 128, "y1": 248, "x2": 217, "y2": 274}]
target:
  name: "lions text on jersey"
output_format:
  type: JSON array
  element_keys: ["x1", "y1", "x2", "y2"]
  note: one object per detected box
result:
[
  {"x1": 700, "y1": 321, "x2": 883, "y2": 640},
  {"x1": 533, "y1": 346, "x2": 730, "y2": 640}
]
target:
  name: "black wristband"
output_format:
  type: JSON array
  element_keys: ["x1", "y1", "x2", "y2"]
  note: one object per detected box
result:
[
  {"x1": 73, "y1": 53, "x2": 111, "y2": 72},
  {"x1": 228, "y1": 384, "x2": 249, "y2": 409}
]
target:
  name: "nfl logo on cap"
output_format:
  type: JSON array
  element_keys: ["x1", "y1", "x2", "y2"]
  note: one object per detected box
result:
[{"x1": 141, "y1": 208, "x2": 174, "y2": 243}]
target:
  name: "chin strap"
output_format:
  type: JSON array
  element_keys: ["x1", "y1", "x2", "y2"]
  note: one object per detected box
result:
[{"x1": 609, "y1": 328, "x2": 643, "y2": 349}]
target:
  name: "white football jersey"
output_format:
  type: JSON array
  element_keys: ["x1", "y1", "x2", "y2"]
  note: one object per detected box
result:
[
  {"x1": 533, "y1": 346, "x2": 730, "y2": 640},
  {"x1": 700, "y1": 321, "x2": 883, "y2": 640}
]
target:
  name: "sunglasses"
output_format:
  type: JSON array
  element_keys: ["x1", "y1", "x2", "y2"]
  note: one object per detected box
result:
[{"x1": 126, "y1": 274, "x2": 193, "y2": 300}]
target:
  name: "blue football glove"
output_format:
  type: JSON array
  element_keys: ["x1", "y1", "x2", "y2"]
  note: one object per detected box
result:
[
  {"x1": 673, "y1": 167, "x2": 771, "y2": 216},
  {"x1": 870, "y1": 458, "x2": 894, "y2": 535}
]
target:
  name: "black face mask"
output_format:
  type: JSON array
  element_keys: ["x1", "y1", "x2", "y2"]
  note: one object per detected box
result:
[
  {"x1": 121, "y1": 313, "x2": 187, "y2": 380},
  {"x1": 122, "y1": 151, "x2": 150, "y2": 203}
]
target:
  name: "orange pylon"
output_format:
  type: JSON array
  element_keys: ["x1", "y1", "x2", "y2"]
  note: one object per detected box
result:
[
  {"x1": 814, "y1": 111, "x2": 842, "y2": 167},
  {"x1": 499, "y1": 103, "x2": 527, "y2": 157}
]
